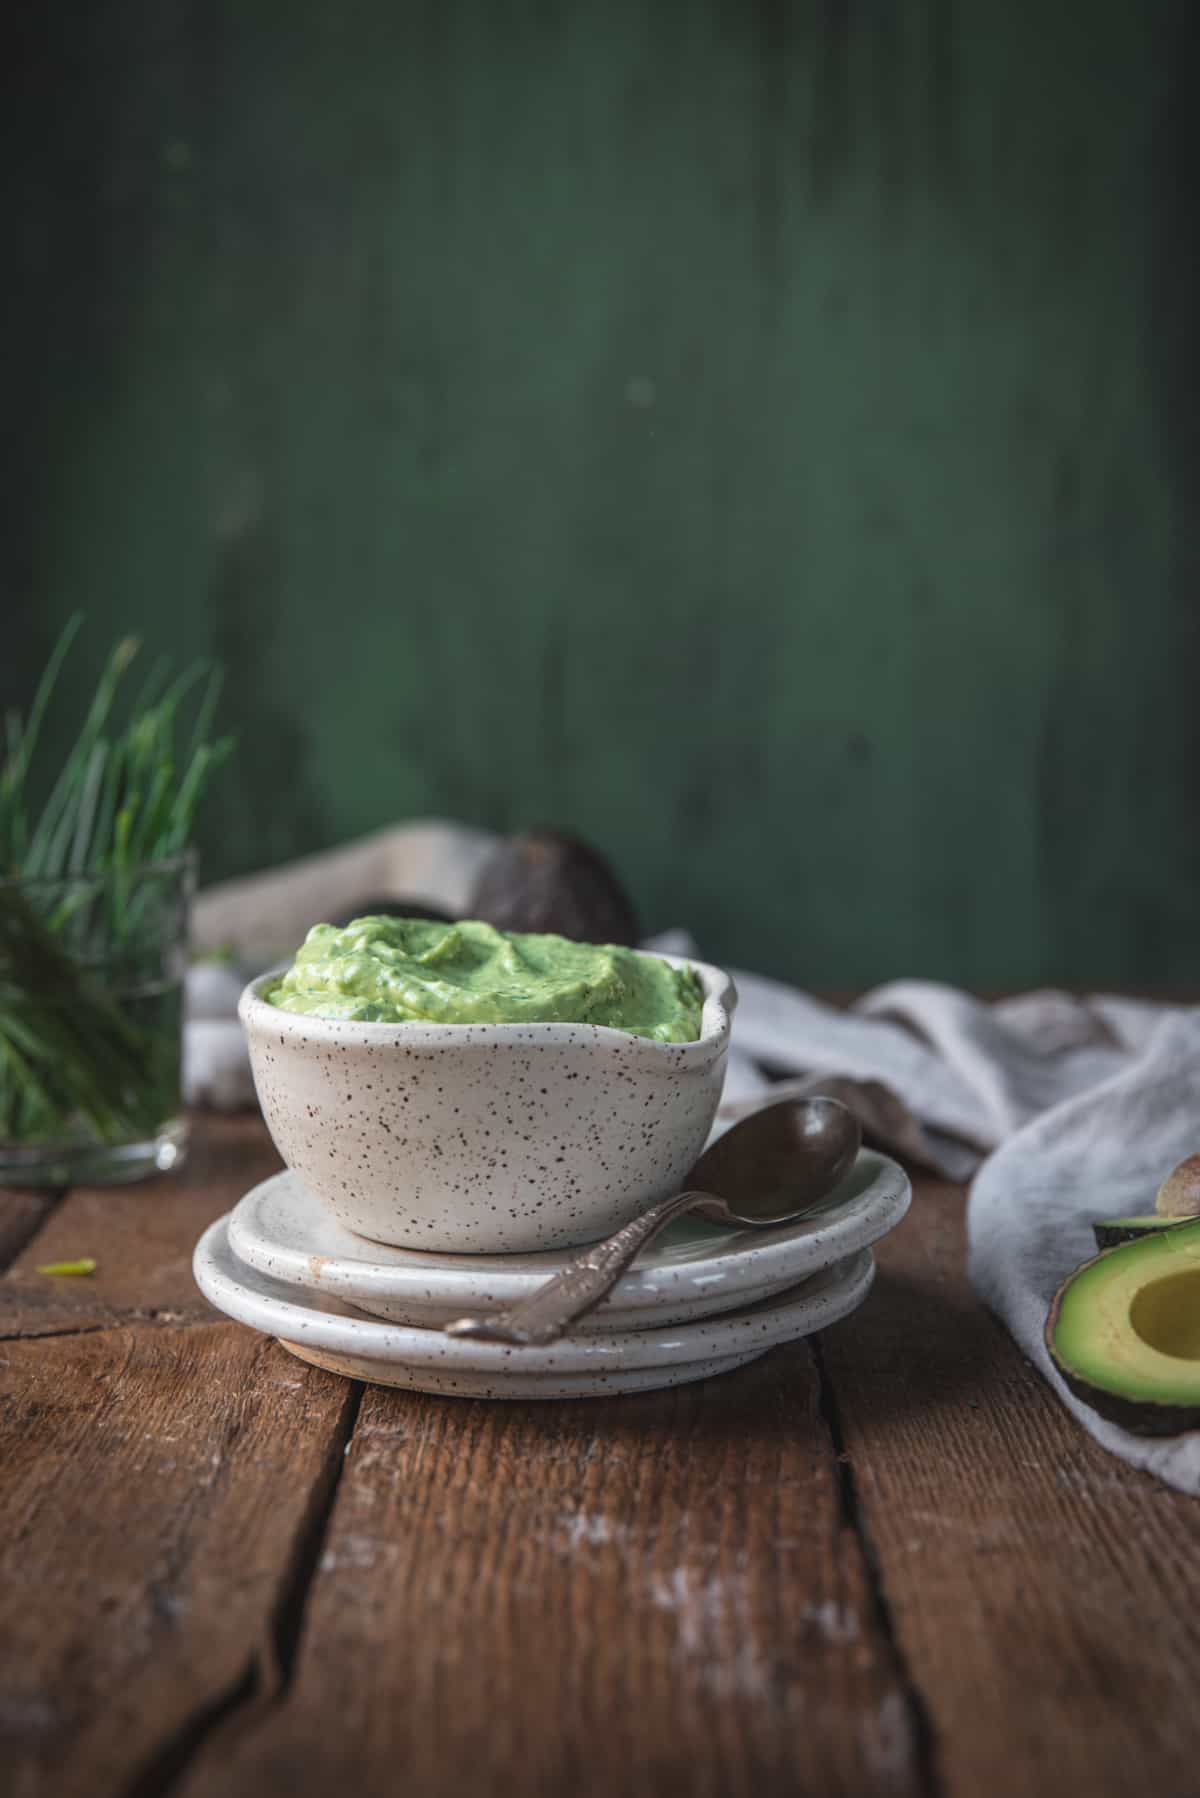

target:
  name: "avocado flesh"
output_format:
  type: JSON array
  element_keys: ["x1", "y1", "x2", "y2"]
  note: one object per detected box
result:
[
  {"x1": 1046, "y1": 1219, "x2": 1200, "y2": 1435},
  {"x1": 1092, "y1": 1216, "x2": 1190, "y2": 1251}
]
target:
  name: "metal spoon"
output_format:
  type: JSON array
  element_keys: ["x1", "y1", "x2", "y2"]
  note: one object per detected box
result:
[{"x1": 444, "y1": 1096, "x2": 861, "y2": 1347}]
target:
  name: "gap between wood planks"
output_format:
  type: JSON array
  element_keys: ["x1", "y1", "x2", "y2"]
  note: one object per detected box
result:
[
  {"x1": 0, "y1": 1320, "x2": 947, "y2": 1797},
  {"x1": 122, "y1": 1342, "x2": 938, "y2": 1798},
  {"x1": 3, "y1": 1306, "x2": 943, "y2": 1794},
  {"x1": 10, "y1": 1128, "x2": 1200, "y2": 1794},
  {"x1": 0, "y1": 1124, "x2": 368, "y2": 1797},
  {"x1": 120, "y1": 1384, "x2": 366, "y2": 1798},
  {"x1": 162, "y1": 1347, "x2": 932, "y2": 1797},
  {"x1": 0, "y1": 1171, "x2": 369, "y2": 1798},
  {"x1": 812, "y1": 1335, "x2": 942, "y2": 1798},
  {"x1": 1, "y1": 1120, "x2": 945, "y2": 1798}
]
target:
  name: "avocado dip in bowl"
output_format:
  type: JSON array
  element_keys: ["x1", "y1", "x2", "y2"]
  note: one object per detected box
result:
[{"x1": 239, "y1": 917, "x2": 735, "y2": 1254}]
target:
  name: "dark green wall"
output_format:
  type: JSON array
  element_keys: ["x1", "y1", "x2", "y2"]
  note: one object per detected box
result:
[{"x1": 5, "y1": 1, "x2": 1198, "y2": 987}]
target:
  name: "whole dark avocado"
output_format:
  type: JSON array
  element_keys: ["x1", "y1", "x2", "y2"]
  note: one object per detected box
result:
[
  {"x1": 1046, "y1": 1219, "x2": 1200, "y2": 1435},
  {"x1": 324, "y1": 897, "x2": 455, "y2": 930},
  {"x1": 467, "y1": 829, "x2": 640, "y2": 947}
]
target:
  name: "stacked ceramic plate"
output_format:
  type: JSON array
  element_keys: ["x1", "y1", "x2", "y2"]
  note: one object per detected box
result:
[{"x1": 193, "y1": 1149, "x2": 911, "y2": 1399}]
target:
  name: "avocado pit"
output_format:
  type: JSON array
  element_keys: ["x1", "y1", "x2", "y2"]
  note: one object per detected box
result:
[
  {"x1": 1129, "y1": 1268, "x2": 1200, "y2": 1361},
  {"x1": 1091, "y1": 1152, "x2": 1200, "y2": 1251},
  {"x1": 1156, "y1": 1152, "x2": 1200, "y2": 1219}
]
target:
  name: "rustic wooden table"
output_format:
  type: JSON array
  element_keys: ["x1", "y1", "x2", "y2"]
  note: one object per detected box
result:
[{"x1": 1, "y1": 1112, "x2": 1197, "y2": 1798}]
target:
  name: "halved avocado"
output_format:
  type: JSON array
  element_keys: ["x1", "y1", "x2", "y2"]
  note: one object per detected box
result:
[
  {"x1": 1092, "y1": 1217, "x2": 1189, "y2": 1251},
  {"x1": 1046, "y1": 1220, "x2": 1200, "y2": 1435}
]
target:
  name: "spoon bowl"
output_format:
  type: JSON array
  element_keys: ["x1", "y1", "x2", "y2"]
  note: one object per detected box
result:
[
  {"x1": 446, "y1": 1096, "x2": 862, "y2": 1346},
  {"x1": 686, "y1": 1094, "x2": 862, "y2": 1224}
]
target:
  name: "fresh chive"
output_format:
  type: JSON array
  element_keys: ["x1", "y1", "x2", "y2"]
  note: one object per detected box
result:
[
  {"x1": 15, "y1": 614, "x2": 84, "y2": 792},
  {"x1": 0, "y1": 626, "x2": 232, "y2": 1151},
  {"x1": 68, "y1": 741, "x2": 109, "y2": 876}
]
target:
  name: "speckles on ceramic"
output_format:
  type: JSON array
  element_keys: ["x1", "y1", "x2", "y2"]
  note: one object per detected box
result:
[
  {"x1": 238, "y1": 955, "x2": 736, "y2": 1253},
  {"x1": 191, "y1": 1214, "x2": 876, "y2": 1398},
  {"x1": 225, "y1": 1151, "x2": 911, "y2": 1331}
]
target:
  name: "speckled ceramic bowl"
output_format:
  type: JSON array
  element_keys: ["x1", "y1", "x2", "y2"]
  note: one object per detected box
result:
[{"x1": 238, "y1": 955, "x2": 735, "y2": 1254}]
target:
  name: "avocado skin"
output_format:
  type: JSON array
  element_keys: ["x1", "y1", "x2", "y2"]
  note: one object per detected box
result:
[
  {"x1": 467, "y1": 829, "x2": 640, "y2": 947},
  {"x1": 1092, "y1": 1217, "x2": 1188, "y2": 1251},
  {"x1": 325, "y1": 897, "x2": 455, "y2": 929},
  {"x1": 1045, "y1": 1241, "x2": 1200, "y2": 1437}
]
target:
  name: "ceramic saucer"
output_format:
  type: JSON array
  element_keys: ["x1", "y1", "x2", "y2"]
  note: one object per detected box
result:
[
  {"x1": 194, "y1": 1214, "x2": 876, "y2": 1400},
  {"x1": 225, "y1": 1149, "x2": 909, "y2": 1331}
]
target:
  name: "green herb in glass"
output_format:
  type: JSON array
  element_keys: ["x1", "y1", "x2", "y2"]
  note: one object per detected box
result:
[{"x1": 0, "y1": 618, "x2": 233, "y2": 1185}]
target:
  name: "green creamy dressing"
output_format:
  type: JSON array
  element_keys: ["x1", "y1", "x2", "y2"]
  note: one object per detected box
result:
[{"x1": 266, "y1": 916, "x2": 704, "y2": 1043}]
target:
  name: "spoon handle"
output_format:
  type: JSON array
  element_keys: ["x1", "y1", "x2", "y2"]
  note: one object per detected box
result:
[{"x1": 444, "y1": 1189, "x2": 725, "y2": 1347}]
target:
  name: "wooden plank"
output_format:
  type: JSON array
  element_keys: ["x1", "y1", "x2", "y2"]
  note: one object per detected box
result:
[
  {"x1": 0, "y1": 1113, "x2": 281, "y2": 1338},
  {"x1": 8, "y1": 1116, "x2": 1199, "y2": 1798},
  {"x1": 0, "y1": 1321, "x2": 358, "y2": 1798},
  {"x1": 176, "y1": 1355, "x2": 925, "y2": 1798},
  {"x1": 820, "y1": 1176, "x2": 1200, "y2": 1798}
]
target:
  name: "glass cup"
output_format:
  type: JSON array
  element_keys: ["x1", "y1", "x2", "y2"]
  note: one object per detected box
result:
[{"x1": 0, "y1": 852, "x2": 194, "y2": 1185}]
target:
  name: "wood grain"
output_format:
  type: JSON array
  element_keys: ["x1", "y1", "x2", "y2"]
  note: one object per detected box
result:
[
  {"x1": 0, "y1": 1114, "x2": 280, "y2": 1338},
  {"x1": 5, "y1": 1115, "x2": 1200, "y2": 1798},
  {"x1": 175, "y1": 1355, "x2": 923, "y2": 1798},
  {"x1": 0, "y1": 1322, "x2": 357, "y2": 1798},
  {"x1": 820, "y1": 1177, "x2": 1200, "y2": 1797}
]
